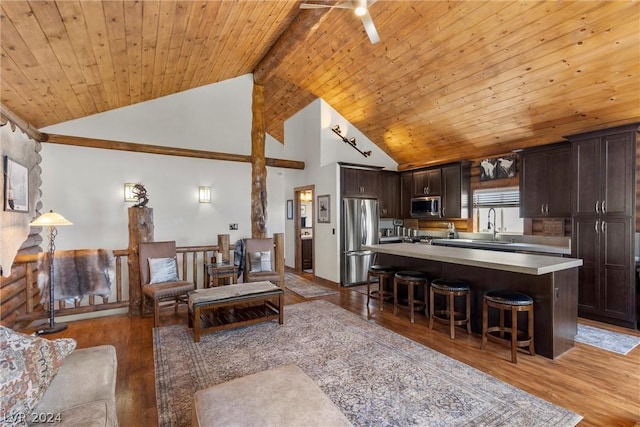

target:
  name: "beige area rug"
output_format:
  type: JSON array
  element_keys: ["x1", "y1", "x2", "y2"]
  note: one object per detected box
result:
[
  {"x1": 284, "y1": 272, "x2": 338, "y2": 298},
  {"x1": 153, "y1": 300, "x2": 581, "y2": 427}
]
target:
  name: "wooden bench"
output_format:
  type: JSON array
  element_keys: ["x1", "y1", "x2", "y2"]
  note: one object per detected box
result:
[
  {"x1": 187, "y1": 281, "x2": 284, "y2": 342},
  {"x1": 192, "y1": 365, "x2": 353, "y2": 427}
]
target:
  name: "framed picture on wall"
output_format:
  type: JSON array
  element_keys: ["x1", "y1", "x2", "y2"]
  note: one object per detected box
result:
[
  {"x1": 3, "y1": 156, "x2": 29, "y2": 213},
  {"x1": 286, "y1": 199, "x2": 293, "y2": 220},
  {"x1": 317, "y1": 194, "x2": 330, "y2": 223}
]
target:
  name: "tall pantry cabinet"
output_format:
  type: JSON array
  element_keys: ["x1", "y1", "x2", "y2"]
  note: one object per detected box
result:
[{"x1": 568, "y1": 123, "x2": 638, "y2": 328}]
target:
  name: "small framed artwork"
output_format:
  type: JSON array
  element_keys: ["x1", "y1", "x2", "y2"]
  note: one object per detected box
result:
[
  {"x1": 317, "y1": 194, "x2": 330, "y2": 223},
  {"x1": 3, "y1": 156, "x2": 29, "y2": 213},
  {"x1": 286, "y1": 199, "x2": 294, "y2": 220}
]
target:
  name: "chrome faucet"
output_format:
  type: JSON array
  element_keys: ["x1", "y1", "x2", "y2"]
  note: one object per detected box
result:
[{"x1": 488, "y1": 208, "x2": 497, "y2": 241}]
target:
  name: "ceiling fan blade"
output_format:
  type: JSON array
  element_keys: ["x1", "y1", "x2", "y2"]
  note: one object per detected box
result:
[
  {"x1": 359, "y1": 11, "x2": 380, "y2": 44},
  {"x1": 300, "y1": 2, "x2": 355, "y2": 10}
]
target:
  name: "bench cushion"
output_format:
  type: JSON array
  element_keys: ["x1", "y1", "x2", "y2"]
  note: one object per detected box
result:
[
  {"x1": 189, "y1": 281, "x2": 281, "y2": 308},
  {"x1": 192, "y1": 365, "x2": 352, "y2": 427}
]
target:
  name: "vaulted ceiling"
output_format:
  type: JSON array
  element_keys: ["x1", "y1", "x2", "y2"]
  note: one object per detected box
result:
[{"x1": 1, "y1": 1, "x2": 638, "y2": 170}]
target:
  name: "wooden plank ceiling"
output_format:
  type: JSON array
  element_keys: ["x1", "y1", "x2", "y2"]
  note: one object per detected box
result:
[{"x1": 1, "y1": 1, "x2": 639, "y2": 169}]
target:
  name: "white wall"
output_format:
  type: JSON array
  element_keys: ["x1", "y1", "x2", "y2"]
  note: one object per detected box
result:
[{"x1": 39, "y1": 74, "x2": 290, "y2": 252}]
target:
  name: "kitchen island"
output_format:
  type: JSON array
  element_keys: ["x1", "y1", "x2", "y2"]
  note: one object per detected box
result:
[{"x1": 363, "y1": 243, "x2": 583, "y2": 359}]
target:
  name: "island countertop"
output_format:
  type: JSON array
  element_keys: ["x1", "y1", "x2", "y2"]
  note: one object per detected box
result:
[{"x1": 363, "y1": 243, "x2": 582, "y2": 275}]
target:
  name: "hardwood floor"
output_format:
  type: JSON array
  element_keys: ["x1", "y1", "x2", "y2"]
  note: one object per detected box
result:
[{"x1": 36, "y1": 273, "x2": 639, "y2": 426}]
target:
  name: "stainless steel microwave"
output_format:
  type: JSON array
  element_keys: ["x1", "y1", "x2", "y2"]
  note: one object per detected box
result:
[{"x1": 410, "y1": 196, "x2": 441, "y2": 218}]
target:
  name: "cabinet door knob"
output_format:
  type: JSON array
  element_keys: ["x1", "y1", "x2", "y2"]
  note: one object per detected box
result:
[
  {"x1": 545, "y1": 204, "x2": 549, "y2": 215},
  {"x1": 595, "y1": 220, "x2": 599, "y2": 234},
  {"x1": 601, "y1": 221, "x2": 606, "y2": 233},
  {"x1": 541, "y1": 204, "x2": 545, "y2": 215},
  {"x1": 601, "y1": 200, "x2": 606, "y2": 214},
  {"x1": 595, "y1": 201, "x2": 600, "y2": 214}
]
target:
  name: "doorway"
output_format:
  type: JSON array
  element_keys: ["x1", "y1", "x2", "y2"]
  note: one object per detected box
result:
[{"x1": 294, "y1": 185, "x2": 314, "y2": 274}]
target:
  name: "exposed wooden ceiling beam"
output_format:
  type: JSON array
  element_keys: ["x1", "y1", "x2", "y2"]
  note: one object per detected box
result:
[
  {"x1": 0, "y1": 104, "x2": 45, "y2": 141},
  {"x1": 44, "y1": 133, "x2": 305, "y2": 170}
]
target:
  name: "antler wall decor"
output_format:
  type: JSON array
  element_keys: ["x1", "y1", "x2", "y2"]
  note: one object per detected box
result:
[{"x1": 331, "y1": 125, "x2": 371, "y2": 158}]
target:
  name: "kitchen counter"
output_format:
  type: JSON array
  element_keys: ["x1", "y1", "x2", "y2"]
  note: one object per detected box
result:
[
  {"x1": 363, "y1": 243, "x2": 581, "y2": 274},
  {"x1": 364, "y1": 243, "x2": 582, "y2": 359},
  {"x1": 429, "y1": 238, "x2": 571, "y2": 256}
]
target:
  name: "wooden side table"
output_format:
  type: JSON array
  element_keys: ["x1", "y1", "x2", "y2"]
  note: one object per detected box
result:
[{"x1": 206, "y1": 263, "x2": 238, "y2": 287}]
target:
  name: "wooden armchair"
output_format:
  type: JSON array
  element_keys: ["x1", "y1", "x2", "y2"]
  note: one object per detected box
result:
[
  {"x1": 139, "y1": 241, "x2": 195, "y2": 326},
  {"x1": 243, "y1": 236, "x2": 284, "y2": 286}
]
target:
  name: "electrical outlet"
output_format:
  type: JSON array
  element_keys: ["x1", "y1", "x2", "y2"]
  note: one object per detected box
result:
[{"x1": 229, "y1": 223, "x2": 238, "y2": 230}]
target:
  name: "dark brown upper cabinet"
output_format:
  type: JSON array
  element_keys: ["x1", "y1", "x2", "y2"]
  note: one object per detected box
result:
[
  {"x1": 379, "y1": 171, "x2": 400, "y2": 218},
  {"x1": 519, "y1": 142, "x2": 572, "y2": 218},
  {"x1": 341, "y1": 166, "x2": 380, "y2": 199},
  {"x1": 412, "y1": 169, "x2": 441, "y2": 196},
  {"x1": 441, "y1": 162, "x2": 470, "y2": 219}
]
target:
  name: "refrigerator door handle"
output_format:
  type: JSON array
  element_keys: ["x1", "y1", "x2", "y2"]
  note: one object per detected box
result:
[{"x1": 361, "y1": 201, "x2": 367, "y2": 245}]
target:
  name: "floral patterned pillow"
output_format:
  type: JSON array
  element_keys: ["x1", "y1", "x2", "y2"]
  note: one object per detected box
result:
[{"x1": 0, "y1": 326, "x2": 76, "y2": 426}]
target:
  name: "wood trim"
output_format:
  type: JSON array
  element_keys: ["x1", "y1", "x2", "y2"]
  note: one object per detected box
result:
[
  {"x1": 43, "y1": 133, "x2": 305, "y2": 170},
  {"x1": 0, "y1": 103, "x2": 45, "y2": 141}
]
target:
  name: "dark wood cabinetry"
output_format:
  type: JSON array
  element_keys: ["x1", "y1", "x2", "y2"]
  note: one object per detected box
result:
[
  {"x1": 519, "y1": 143, "x2": 572, "y2": 218},
  {"x1": 568, "y1": 124, "x2": 637, "y2": 328},
  {"x1": 341, "y1": 166, "x2": 380, "y2": 198},
  {"x1": 412, "y1": 169, "x2": 441, "y2": 196},
  {"x1": 302, "y1": 238, "x2": 313, "y2": 270},
  {"x1": 400, "y1": 172, "x2": 412, "y2": 219},
  {"x1": 379, "y1": 171, "x2": 399, "y2": 218},
  {"x1": 441, "y1": 163, "x2": 470, "y2": 219}
]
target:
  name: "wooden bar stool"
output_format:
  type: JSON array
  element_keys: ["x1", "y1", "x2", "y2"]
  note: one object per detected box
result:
[
  {"x1": 429, "y1": 279, "x2": 471, "y2": 339},
  {"x1": 366, "y1": 265, "x2": 395, "y2": 311},
  {"x1": 481, "y1": 289, "x2": 535, "y2": 363},
  {"x1": 393, "y1": 271, "x2": 428, "y2": 323}
]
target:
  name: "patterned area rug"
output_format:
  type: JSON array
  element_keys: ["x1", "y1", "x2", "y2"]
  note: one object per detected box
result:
[
  {"x1": 575, "y1": 324, "x2": 640, "y2": 355},
  {"x1": 284, "y1": 272, "x2": 338, "y2": 298},
  {"x1": 153, "y1": 300, "x2": 582, "y2": 427}
]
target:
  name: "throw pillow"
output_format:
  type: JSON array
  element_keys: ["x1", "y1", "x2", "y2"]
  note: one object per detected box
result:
[
  {"x1": 0, "y1": 326, "x2": 76, "y2": 426},
  {"x1": 249, "y1": 251, "x2": 272, "y2": 272},
  {"x1": 148, "y1": 257, "x2": 179, "y2": 284}
]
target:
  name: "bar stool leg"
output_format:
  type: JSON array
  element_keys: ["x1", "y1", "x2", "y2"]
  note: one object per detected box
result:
[
  {"x1": 481, "y1": 299, "x2": 488, "y2": 349},
  {"x1": 449, "y1": 292, "x2": 455, "y2": 339},
  {"x1": 499, "y1": 308, "x2": 505, "y2": 339},
  {"x1": 465, "y1": 292, "x2": 472, "y2": 334},
  {"x1": 379, "y1": 274, "x2": 385, "y2": 311},
  {"x1": 429, "y1": 286, "x2": 435, "y2": 329},
  {"x1": 511, "y1": 306, "x2": 518, "y2": 363},
  {"x1": 409, "y1": 282, "x2": 415, "y2": 323},
  {"x1": 366, "y1": 271, "x2": 372, "y2": 308},
  {"x1": 528, "y1": 306, "x2": 535, "y2": 356},
  {"x1": 393, "y1": 277, "x2": 398, "y2": 316}
]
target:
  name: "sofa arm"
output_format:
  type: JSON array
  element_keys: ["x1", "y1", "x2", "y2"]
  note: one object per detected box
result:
[{"x1": 33, "y1": 345, "x2": 117, "y2": 422}]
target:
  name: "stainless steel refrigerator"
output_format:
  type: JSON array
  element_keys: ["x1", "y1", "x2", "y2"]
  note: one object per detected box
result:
[{"x1": 341, "y1": 198, "x2": 379, "y2": 286}]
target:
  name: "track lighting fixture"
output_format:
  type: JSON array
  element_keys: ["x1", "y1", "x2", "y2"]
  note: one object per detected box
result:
[{"x1": 331, "y1": 125, "x2": 371, "y2": 158}]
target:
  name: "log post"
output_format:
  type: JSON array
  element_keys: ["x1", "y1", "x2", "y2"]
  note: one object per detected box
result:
[
  {"x1": 218, "y1": 234, "x2": 230, "y2": 263},
  {"x1": 127, "y1": 207, "x2": 154, "y2": 315},
  {"x1": 251, "y1": 81, "x2": 268, "y2": 238}
]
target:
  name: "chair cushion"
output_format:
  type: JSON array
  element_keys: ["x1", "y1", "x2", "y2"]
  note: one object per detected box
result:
[
  {"x1": 431, "y1": 279, "x2": 470, "y2": 292},
  {"x1": 0, "y1": 327, "x2": 76, "y2": 425},
  {"x1": 142, "y1": 281, "x2": 195, "y2": 299},
  {"x1": 368, "y1": 265, "x2": 395, "y2": 274},
  {"x1": 395, "y1": 271, "x2": 428, "y2": 281},
  {"x1": 249, "y1": 251, "x2": 272, "y2": 272},
  {"x1": 148, "y1": 257, "x2": 179, "y2": 284},
  {"x1": 484, "y1": 289, "x2": 533, "y2": 306}
]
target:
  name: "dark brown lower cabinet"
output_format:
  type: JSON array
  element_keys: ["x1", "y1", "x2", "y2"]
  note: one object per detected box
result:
[
  {"x1": 573, "y1": 216, "x2": 634, "y2": 326},
  {"x1": 302, "y1": 238, "x2": 313, "y2": 270}
]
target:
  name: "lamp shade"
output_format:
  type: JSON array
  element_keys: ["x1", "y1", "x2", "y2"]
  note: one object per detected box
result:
[{"x1": 30, "y1": 210, "x2": 73, "y2": 227}]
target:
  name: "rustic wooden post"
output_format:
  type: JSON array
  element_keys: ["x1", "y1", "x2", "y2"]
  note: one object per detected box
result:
[
  {"x1": 218, "y1": 234, "x2": 230, "y2": 263},
  {"x1": 127, "y1": 207, "x2": 154, "y2": 315},
  {"x1": 274, "y1": 233, "x2": 284, "y2": 285},
  {"x1": 251, "y1": 81, "x2": 268, "y2": 238}
]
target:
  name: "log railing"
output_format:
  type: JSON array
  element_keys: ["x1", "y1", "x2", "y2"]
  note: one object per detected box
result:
[{"x1": 5, "y1": 244, "x2": 226, "y2": 329}]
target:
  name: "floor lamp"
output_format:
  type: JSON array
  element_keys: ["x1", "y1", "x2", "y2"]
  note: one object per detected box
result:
[{"x1": 29, "y1": 210, "x2": 73, "y2": 335}]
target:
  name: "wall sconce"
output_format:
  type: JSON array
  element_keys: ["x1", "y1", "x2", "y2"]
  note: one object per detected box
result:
[
  {"x1": 124, "y1": 183, "x2": 137, "y2": 202},
  {"x1": 199, "y1": 186, "x2": 211, "y2": 203},
  {"x1": 331, "y1": 124, "x2": 371, "y2": 157}
]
